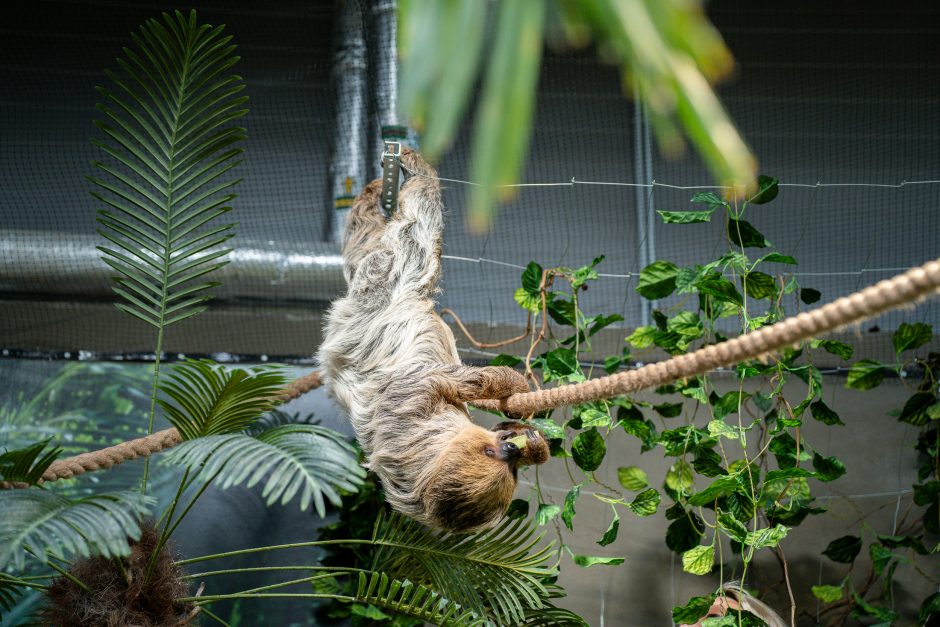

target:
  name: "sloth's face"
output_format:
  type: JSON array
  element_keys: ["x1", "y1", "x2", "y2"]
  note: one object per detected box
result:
[{"x1": 422, "y1": 422, "x2": 549, "y2": 532}]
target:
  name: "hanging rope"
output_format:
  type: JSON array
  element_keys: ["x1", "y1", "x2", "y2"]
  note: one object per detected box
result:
[{"x1": 6, "y1": 259, "x2": 939, "y2": 487}]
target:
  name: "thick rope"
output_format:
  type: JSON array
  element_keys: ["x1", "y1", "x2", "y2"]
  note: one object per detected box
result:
[{"x1": 6, "y1": 259, "x2": 939, "y2": 486}]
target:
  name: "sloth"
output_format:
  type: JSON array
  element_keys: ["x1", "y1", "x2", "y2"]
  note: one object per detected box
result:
[{"x1": 318, "y1": 148, "x2": 549, "y2": 532}]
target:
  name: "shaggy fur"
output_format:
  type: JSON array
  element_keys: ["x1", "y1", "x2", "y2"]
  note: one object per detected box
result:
[
  {"x1": 43, "y1": 523, "x2": 194, "y2": 626},
  {"x1": 319, "y1": 149, "x2": 549, "y2": 532}
]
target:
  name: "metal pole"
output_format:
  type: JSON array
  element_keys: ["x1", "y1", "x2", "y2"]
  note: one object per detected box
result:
[
  {"x1": 369, "y1": 0, "x2": 407, "y2": 180},
  {"x1": 329, "y1": 0, "x2": 369, "y2": 243}
]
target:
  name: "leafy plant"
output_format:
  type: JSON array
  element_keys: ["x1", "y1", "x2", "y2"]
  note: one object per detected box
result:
[
  {"x1": 0, "y1": 440, "x2": 61, "y2": 486},
  {"x1": 462, "y1": 175, "x2": 934, "y2": 624},
  {"x1": 90, "y1": 9, "x2": 248, "y2": 491},
  {"x1": 399, "y1": 0, "x2": 756, "y2": 230}
]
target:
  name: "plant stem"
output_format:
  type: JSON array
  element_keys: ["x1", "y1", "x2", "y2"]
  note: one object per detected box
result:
[
  {"x1": 140, "y1": 328, "x2": 164, "y2": 495},
  {"x1": 25, "y1": 545, "x2": 88, "y2": 592},
  {"x1": 177, "y1": 539, "x2": 373, "y2": 567},
  {"x1": 182, "y1": 565, "x2": 362, "y2": 580},
  {"x1": 184, "y1": 592, "x2": 350, "y2": 604},
  {"x1": 198, "y1": 607, "x2": 232, "y2": 626}
]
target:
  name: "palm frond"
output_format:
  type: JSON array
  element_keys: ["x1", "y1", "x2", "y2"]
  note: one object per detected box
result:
[
  {"x1": 160, "y1": 424, "x2": 365, "y2": 517},
  {"x1": 0, "y1": 573, "x2": 27, "y2": 619},
  {"x1": 91, "y1": 9, "x2": 247, "y2": 328},
  {"x1": 0, "y1": 490, "x2": 153, "y2": 571},
  {"x1": 520, "y1": 605, "x2": 590, "y2": 626},
  {"x1": 354, "y1": 571, "x2": 484, "y2": 626},
  {"x1": 0, "y1": 439, "x2": 61, "y2": 485},
  {"x1": 158, "y1": 359, "x2": 287, "y2": 439},
  {"x1": 371, "y1": 511, "x2": 556, "y2": 625}
]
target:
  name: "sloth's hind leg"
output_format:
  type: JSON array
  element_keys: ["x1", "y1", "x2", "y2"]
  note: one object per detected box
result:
[{"x1": 342, "y1": 179, "x2": 387, "y2": 284}]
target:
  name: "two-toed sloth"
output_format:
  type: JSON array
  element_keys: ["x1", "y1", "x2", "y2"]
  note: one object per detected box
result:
[{"x1": 319, "y1": 149, "x2": 549, "y2": 532}]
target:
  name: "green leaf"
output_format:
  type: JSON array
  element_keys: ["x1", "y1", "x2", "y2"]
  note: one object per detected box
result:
[
  {"x1": 536, "y1": 503, "x2": 560, "y2": 526},
  {"x1": 758, "y1": 252, "x2": 797, "y2": 265},
  {"x1": 672, "y1": 595, "x2": 715, "y2": 624},
  {"x1": 0, "y1": 439, "x2": 61, "y2": 485},
  {"x1": 520, "y1": 261, "x2": 543, "y2": 296},
  {"x1": 627, "y1": 325, "x2": 657, "y2": 349},
  {"x1": 920, "y1": 592, "x2": 940, "y2": 623},
  {"x1": 561, "y1": 485, "x2": 581, "y2": 531},
  {"x1": 570, "y1": 554, "x2": 625, "y2": 568},
  {"x1": 688, "y1": 476, "x2": 743, "y2": 507},
  {"x1": 728, "y1": 219, "x2": 770, "y2": 248},
  {"x1": 505, "y1": 498, "x2": 529, "y2": 520},
  {"x1": 691, "y1": 191, "x2": 728, "y2": 209},
  {"x1": 578, "y1": 408, "x2": 611, "y2": 428},
  {"x1": 598, "y1": 509, "x2": 620, "y2": 547},
  {"x1": 747, "y1": 175, "x2": 779, "y2": 204},
  {"x1": 811, "y1": 339, "x2": 854, "y2": 360},
  {"x1": 851, "y1": 592, "x2": 899, "y2": 622},
  {"x1": 544, "y1": 347, "x2": 579, "y2": 379},
  {"x1": 707, "y1": 419, "x2": 740, "y2": 441},
  {"x1": 681, "y1": 544, "x2": 714, "y2": 575},
  {"x1": 467, "y1": 0, "x2": 546, "y2": 232},
  {"x1": 93, "y1": 11, "x2": 246, "y2": 329},
  {"x1": 158, "y1": 359, "x2": 288, "y2": 440},
  {"x1": 654, "y1": 402, "x2": 684, "y2": 418},
  {"x1": 898, "y1": 392, "x2": 936, "y2": 426},
  {"x1": 628, "y1": 488, "x2": 661, "y2": 517},
  {"x1": 666, "y1": 512, "x2": 705, "y2": 554},
  {"x1": 810, "y1": 400, "x2": 844, "y2": 426},
  {"x1": 571, "y1": 428, "x2": 605, "y2": 472},
  {"x1": 546, "y1": 297, "x2": 576, "y2": 326},
  {"x1": 696, "y1": 276, "x2": 744, "y2": 306},
  {"x1": 514, "y1": 287, "x2": 541, "y2": 313},
  {"x1": 742, "y1": 271, "x2": 777, "y2": 300},
  {"x1": 716, "y1": 512, "x2": 747, "y2": 543},
  {"x1": 812, "y1": 584, "x2": 844, "y2": 603},
  {"x1": 845, "y1": 360, "x2": 888, "y2": 391},
  {"x1": 666, "y1": 460, "x2": 695, "y2": 496},
  {"x1": 692, "y1": 448, "x2": 728, "y2": 477},
  {"x1": 490, "y1": 354, "x2": 523, "y2": 367},
  {"x1": 893, "y1": 322, "x2": 932, "y2": 354},
  {"x1": 813, "y1": 453, "x2": 845, "y2": 482},
  {"x1": 530, "y1": 418, "x2": 564, "y2": 441},
  {"x1": 0, "y1": 490, "x2": 152, "y2": 570},
  {"x1": 636, "y1": 260, "x2": 679, "y2": 300},
  {"x1": 800, "y1": 287, "x2": 822, "y2": 304},
  {"x1": 743, "y1": 523, "x2": 789, "y2": 549},
  {"x1": 823, "y1": 535, "x2": 862, "y2": 564},
  {"x1": 617, "y1": 466, "x2": 649, "y2": 491},
  {"x1": 657, "y1": 209, "x2": 714, "y2": 224},
  {"x1": 162, "y1": 424, "x2": 365, "y2": 517},
  {"x1": 712, "y1": 390, "x2": 750, "y2": 420}
]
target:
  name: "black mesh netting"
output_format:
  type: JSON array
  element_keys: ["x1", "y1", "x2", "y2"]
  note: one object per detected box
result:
[{"x1": 1, "y1": 0, "x2": 938, "y2": 362}]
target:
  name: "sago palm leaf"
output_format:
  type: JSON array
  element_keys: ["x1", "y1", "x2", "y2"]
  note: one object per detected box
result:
[
  {"x1": 158, "y1": 359, "x2": 287, "y2": 439},
  {"x1": 0, "y1": 439, "x2": 61, "y2": 485},
  {"x1": 371, "y1": 511, "x2": 556, "y2": 625},
  {"x1": 354, "y1": 571, "x2": 483, "y2": 626},
  {"x1": 0, "y1": 490, "x2": 153, "y2": 570},
  {"x1": 0, "y1": 573, "x2": 27, "y2": 619},
  {"x1": 90, "y1": 9, "x2": 247, "y2": 328},
  {"x1": 161, "y1": 423, "x2": 365, "y2": 517}
]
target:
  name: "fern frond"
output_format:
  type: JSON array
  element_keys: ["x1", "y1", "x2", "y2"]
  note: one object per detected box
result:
[
  {"x1": 354, "y1": 571, "x2": 484, "y2": 626},
  {"x1": 520, "y1": 605, "x2": 590, "y2": 626},
  {"x1": 91, "y1": 9, "x2": 247, "y2": 329},
  {"x1": 160, "y1": 424, "x2": 365, "y2": 517},
  {"x1": 0, "y1": 490, "x2": 153, "y2": 571},
  {"x1": 0, "y1": 439, "x2": 61, "y2": 485},
  {"x1": 0, "y1": 573, "x2": 27, "y2": 619},
  {"x1": 371, "y1": 511, "x2": 556, "y2": 625},
  {"x1": 158, "y1": 359, "x2": 287, "y2": 439}
]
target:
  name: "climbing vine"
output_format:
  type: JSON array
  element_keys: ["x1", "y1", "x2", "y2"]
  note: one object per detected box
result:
[{"x1": 481, "y1": 176, "x2": 938, "y2": 625}]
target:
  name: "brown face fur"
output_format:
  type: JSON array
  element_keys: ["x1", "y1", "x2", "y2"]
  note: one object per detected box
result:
[{"x1": 421, "y1": 422, "x2": 549, "y2": 532}]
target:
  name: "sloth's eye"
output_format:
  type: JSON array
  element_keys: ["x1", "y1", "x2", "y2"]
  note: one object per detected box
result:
[{"x1": 484, "y1": 447, "x2": 496, "y2": 458}]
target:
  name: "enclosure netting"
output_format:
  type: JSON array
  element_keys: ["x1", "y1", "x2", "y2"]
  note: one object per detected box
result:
[{"x1": 1, "y1": 0, "x2": 938, "y2": 363}]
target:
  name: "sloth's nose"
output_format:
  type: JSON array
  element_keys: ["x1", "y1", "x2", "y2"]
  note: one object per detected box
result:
[{"x1": 500, "y1": 440, "x2": 520, "y2": 460}]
